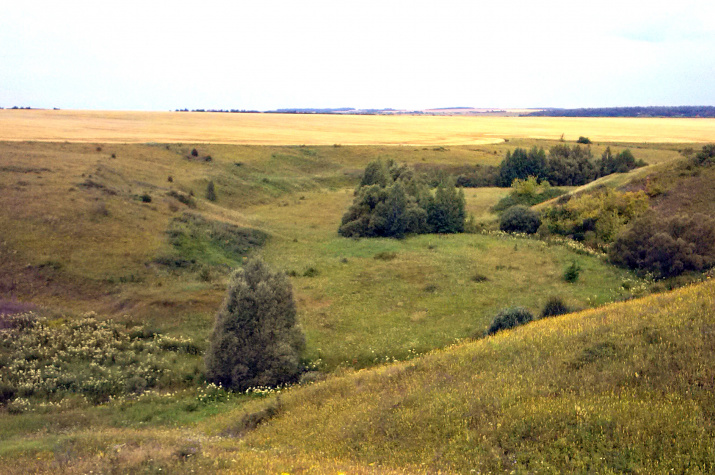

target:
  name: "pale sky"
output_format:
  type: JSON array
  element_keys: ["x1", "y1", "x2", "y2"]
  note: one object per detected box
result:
[{"x1": 1, "y1": 0, "x2": 714, "y2": 111}]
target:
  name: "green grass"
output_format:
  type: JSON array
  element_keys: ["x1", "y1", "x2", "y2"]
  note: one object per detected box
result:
[
  {"x1": 0, "y1": 138, "x2": 709, "y2": 473},
  {"x1": 245, "y1": 188, "x2": 644, "y2": 370},
  {"x1": 1, "y1": 277, "x2": 712, "y2": 474},
  {"x1": 208, "y1": 278, "x2": 715, "y2": 473}
]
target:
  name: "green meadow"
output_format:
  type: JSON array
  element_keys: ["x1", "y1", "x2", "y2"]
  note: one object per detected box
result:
[{"x1": 1, "y1": 137, "x2": 713, "y2": 473}]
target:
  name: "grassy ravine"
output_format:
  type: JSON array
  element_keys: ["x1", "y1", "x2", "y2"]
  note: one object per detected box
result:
[
  {"x1": 1, "y1": 138, "x2": 709, "y2": 473},
  {"x1": 0, "y1": 140, "x2": 656, "y2": 370},
  {"x1": 1, "y1": 279, "x2": 713, "y2": 473}
]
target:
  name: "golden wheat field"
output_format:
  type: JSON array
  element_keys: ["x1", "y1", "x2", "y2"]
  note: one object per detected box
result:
[{"x1": 1, "y1": 109, "x2": 714, "y2": 144}]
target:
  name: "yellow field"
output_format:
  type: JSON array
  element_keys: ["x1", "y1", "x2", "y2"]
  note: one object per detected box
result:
[{"x1": 1, "y1": 109, "x2": 714, "y2": 144}]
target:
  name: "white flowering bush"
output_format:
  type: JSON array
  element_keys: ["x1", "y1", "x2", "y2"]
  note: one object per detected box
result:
[{"x1": 0, "y1": 312, "x2": 198, "y2": 408}]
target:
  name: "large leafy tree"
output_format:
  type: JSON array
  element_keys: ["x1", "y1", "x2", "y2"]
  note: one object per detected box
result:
[{"x1": 205, "y1": 258, "x2": 305, "y2": 391}]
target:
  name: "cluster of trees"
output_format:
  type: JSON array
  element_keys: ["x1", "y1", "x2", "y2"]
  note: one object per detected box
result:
[
  {"x1": 610, "y1": 212, "x2": 715, "y2": 279},
  {"x1": 420, "y1": 145, "x2": 644, "y2": 190},
  {"x1": 338, "y1": 159, "x2": 466, "y2": 238},
  {"x1": 498, "y1": 146, "x2": 645, "y2": 187},
  {"x1": 525, "y1": 106, "x2": 715, "y2": 118}
]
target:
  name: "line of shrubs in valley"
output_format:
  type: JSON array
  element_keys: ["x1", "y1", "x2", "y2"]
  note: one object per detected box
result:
[{"x1": 432, "y1": 143, "x2": 646, "y2": 189}]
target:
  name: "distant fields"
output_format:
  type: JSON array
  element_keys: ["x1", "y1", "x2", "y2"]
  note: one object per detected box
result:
[
  {"x1": 1, "y1": 124, "x2": 715, "y2": 473},
  {"x1": 1, "y1": 109, "x2": 715, "y2": 144}
]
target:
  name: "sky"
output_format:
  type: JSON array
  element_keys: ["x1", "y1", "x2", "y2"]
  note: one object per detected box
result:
[{"x1": 1, "y1": 0, "x2": 714, "y2": 111}]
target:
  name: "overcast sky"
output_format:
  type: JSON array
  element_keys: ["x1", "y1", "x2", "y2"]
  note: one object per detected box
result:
[{"x1": 1, "y1": 1, "x2": 714, "y2": 111}]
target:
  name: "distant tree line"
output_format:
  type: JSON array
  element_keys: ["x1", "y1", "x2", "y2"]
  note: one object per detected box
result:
[
  {"x1": 175, "y1": 109, "x2": 260, "y2": 113},
  {"x1": 499, "y1": 145, "x2": 645, "y2": 187},
  {"x1": 524, "y1": 106, "x2": 715, "y2": 118},
  {"x1": 450, "y1": 145, "x2": 645, "y2": 189},
  {"x1": 339, "y1": 159, "x2": 466, "y2": 238}
]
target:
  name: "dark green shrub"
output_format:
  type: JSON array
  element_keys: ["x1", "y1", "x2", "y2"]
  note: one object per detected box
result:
[
  {"x1": 140, "y1": 193, "x2": 152, "y2": 203},
  {"x1": 577, "y1": 136, "x2": 592, "y2": 144},
  {"x1": 499, "y1": 205, "x2": 541, "y2": 234},
  {"x1": 486, "y1": 307, "x2": 534, "y2": 335},
  {"x1": 0, "y1": 382, "x2": 15, "y2": 405},
  {"x1": 610, "y1": 212, "x2": 715, "y2": 278},
  {"x1": 492, "y1": 176, "x2": 566, "y2": 212},
  {"x1": 563, "y1": 261, "x2": 581, "y2": 282},
  {"x1": 204, "y1": 259, "x2": 305, "y2": 391},
  {"x1": 541, "y1": 297, "x2": 571, "y2": 318},
  {"x1": 191, "y1": 148, "x2": 198, "y2": 157},
  {"x1": 694, "y1": 144, "x2": 715, "y2": 166},
  {"x1": 206, "y1": 180, "x2": 217, "y2": 201}
]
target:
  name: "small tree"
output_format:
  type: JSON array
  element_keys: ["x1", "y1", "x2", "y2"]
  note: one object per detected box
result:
[
  {"x1": 563, "y1": 261, "x2": 581, "y2": 283},
  {"x1": 205, "y1": 259, "x2": 305, "y2": 391},
  {"x1": 206, "y1": 180, "x2": 217, "y2": 201}
]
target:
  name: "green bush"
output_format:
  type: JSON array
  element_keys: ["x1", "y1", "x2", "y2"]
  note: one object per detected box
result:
[
  {"x1": 0, "y1": 382, "x2": 15, "y2": 405},
  {"x1": 610, "y1": 212, "x2": 715, "y2": 278},
  {"x1": 492, "y1": 176, "x2": 565, "y2": 212},
  {"x1": 206, "y1": 180, "x2": 217, "y2": 201},
  {"x1": 693, "y1": 144, "x2": 715, "y2": 166},
  {"x1": 577, "y1": 136, "x2": 592, "y2": 144},
  {"x1": 563, "y1": 261, "x2": 581, "y2": 283},
  {"x1": 541, "y1": 297, "x2": 571, "y2": 318},
  {"x1": 205, "y1": 259, "x2": 305, "y2": 391},
  {"x1": 486, "y1": 307, "x2": 534, "y2": 335},
  {"x1": 499, "y1": 205, "x2": 541, "y2": 234}
]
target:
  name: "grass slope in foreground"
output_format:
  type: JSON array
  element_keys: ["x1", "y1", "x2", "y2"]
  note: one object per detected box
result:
[
  {"x1": 1, "y1": 278, "x2": 712, "y2": 473},
  {"x1": 219, "y1": 278, "x2": 715, "y2": 473}
]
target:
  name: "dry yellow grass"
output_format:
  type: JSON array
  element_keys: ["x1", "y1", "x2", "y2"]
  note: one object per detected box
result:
[{"x1": 1, "y1": 109, "x2": 714, "y2": 145}]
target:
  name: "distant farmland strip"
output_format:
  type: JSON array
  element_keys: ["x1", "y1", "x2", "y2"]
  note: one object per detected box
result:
[{"x1": 1, "y1": 109, "x2": 714, "y2": 144}]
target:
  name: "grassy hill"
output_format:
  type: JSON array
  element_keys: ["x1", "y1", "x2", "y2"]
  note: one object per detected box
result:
[
  {"x1": 1, "y1": 137, "x2": 713, "y2": 473},
  {"x1": 1, "y1": 277, "x2": 712, "y2": 473},
  {"x1": 0, "y1": 140, "x2": 654, "y2": 369}
]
